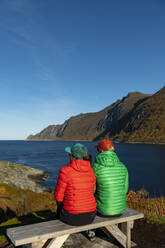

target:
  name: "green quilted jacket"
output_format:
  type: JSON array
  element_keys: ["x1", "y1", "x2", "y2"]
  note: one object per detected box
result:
[{"x1": 93, "y1": 150, "x2": 129, "y2": 215}]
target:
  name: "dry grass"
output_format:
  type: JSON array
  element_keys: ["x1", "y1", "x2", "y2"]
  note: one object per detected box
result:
[
  {"x1": 127, "y1": 189, "x2": 165, "y2": 224},
  {"x1": 0, "y1": 184, "x2": 165, "y2": 246},
  {"x1": 0, "y1": 183, "x2": 56, "y2": 219}
]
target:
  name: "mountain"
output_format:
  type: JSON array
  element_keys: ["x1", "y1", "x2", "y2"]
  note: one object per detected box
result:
[
  {"x1": 27, "y1": 87, "x2": 165, "y2": 143},
  {"x1": 111, "y1": 87, "x2": 165, "y2": 143},
  {"x1": 27, "y1": 104, "x2": 116, "y2": 141}
]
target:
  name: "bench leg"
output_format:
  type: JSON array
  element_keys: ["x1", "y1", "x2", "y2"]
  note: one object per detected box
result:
[
  {"x1": 28, "y1": 240, "x2": 47, "y2": 248},
  {"x1": 121, "y1": 220, "x2": 134, "y2": 231},
  {"x1": 102, "y1": 221, "x2": 134, "y2": 248},
  {"x1": 29, "y1": 234, "x2": 69, "y2": 248},
  {"x1": 43, "y1": 234, "x2": 69, "y2": 248},
  {"x1": 124, "y1": 221, "x2": 131, "y2": 248},
  {"x1": 121, "y1": 221, "x2": 136, "y2": 247}
]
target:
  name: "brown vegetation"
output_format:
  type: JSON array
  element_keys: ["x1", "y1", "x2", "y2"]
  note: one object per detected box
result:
[
  {"x1": 0, "y1": 184, "x2": 165, "y2": 247},
  {"x1": 113, "y1": 87, "x2": 165, "y2": 143}
]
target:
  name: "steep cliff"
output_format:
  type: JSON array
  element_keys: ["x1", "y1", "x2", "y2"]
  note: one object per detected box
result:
[
  {"x1": 27, "y1": 90, "x2": 152, "y2": 141},
  {"x1": 112, "y1": 87, "x2": 165, "y2": 143},
  {"x1": 27, "y1": 87, "x2": 165, "y2": 143}
]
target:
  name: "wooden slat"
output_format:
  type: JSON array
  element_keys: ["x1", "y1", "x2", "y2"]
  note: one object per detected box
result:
[
  {"x1": 126, "y1": 221, "x2": 131, "y2": 248},
  {"x1": 104, "y1": 224, "x2": 128, "y2": 248},
  {"x1": 102, "y1": 226, "x2": 136, "y2": 248},
  {"x1": 44, "y1": 234, "x2": 69, "y2": 248},
  {"x1": 130, "y1": 220, "x2": 134, "y2": 229},
  {"x1": 29, "y1": 240, "x2": 46, "y2": 248},
  {"x1": 104, "y1": 222, "x2": 137, "y2": 248},
  {"x1": 7, "y1": 208, "x2": 144, "y2": 246}
]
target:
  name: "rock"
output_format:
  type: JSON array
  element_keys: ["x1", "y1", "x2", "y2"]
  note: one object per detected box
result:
[{"x1": 0, "y1": 161, "x2": 48, "y2": 193}]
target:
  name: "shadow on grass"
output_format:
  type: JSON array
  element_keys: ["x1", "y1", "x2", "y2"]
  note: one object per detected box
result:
[
  {"x1": 0, "y1": 208, "x2": 16, "y2": 224},
  {"x1": 0, "y1": 208, "x2": 57, "y2": 248}
]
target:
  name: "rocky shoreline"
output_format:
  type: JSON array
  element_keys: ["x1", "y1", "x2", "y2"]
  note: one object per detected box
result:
[{"x1": 0, "y1": 161, "x2": 48, "y2": 193}]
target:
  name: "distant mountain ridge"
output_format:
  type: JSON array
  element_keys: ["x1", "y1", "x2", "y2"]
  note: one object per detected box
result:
[{"x1": 27, "y1": 87, "x2": 165, "y2": 143}]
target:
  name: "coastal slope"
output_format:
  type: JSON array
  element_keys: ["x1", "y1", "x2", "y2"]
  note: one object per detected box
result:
[
  {"x1": 110, "y1": 86, "x2": 165, "y2": 143},
  {"x1": 27, "y1": 87, "x2": 165, "y2": 143}
]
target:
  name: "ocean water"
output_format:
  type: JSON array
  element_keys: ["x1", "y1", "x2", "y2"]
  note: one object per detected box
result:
[{"x1": 0, "y1": 140, "x2": 164, "y2": 197}]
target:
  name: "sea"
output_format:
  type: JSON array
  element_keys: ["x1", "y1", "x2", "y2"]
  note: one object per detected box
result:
[{"x1": 0, "y1": 140, "x2": 164, "y2": 197}]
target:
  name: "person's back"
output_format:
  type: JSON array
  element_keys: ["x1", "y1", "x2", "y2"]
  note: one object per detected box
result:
[
  {"x1": 55, "y1": 143, "x2": 96, "y2": 226},
  {"x1": 55, "y1": 158, "x2": 96, "y2": 214},
  {"x1": 93, "y1": 139, "x2": 128, "y2": 216}
]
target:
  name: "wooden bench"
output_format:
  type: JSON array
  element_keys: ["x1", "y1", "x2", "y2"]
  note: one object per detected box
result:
[{"x1": 7, "y1": 208, "x2": 144, "y2": 248}]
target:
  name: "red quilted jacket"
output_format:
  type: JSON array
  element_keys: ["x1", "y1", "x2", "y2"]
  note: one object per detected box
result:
[{"x1": 54, "y1": 159, "x2": 97, "y2": 214}]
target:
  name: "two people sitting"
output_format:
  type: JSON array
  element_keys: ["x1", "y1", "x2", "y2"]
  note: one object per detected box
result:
[{"x1": 54, "y1": 139, "x2": 128, "y2": 228}]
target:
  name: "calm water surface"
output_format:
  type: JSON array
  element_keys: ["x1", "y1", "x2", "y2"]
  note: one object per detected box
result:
[{"x1": 0, "y1": 140, "x2": 164, "y2": 197}]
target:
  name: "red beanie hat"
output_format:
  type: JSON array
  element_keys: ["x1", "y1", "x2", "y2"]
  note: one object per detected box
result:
[{"x1": 95, "y1": 139, "x2": 114, "y2": 151}]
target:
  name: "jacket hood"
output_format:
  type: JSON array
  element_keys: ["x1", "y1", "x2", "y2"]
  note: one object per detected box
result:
[
  {"x1": 95, "y1": 150, "x2": 120, "y2": 167},
  {"x1": 70, "y1": 159, "x2": 92, "y2": 172}
]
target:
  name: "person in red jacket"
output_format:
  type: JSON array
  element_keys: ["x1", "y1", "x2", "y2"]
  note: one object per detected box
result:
[{"x1": 54, "y1": 143, "x2": 97, "y2": 226}]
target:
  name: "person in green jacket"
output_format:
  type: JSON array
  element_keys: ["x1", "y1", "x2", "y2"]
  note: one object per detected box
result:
[{"x1": 93, "y1": 139, "x2": 129, "y2": 217}]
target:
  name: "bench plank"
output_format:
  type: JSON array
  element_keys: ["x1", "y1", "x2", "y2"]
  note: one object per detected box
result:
[{"x1": 7, "y1": 208, "x2": 144, "y2": 246}]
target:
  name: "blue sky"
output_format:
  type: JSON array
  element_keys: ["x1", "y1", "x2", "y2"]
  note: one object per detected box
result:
[{"x1": 0, "y1": 0, "x2": 164, "y2": 139}]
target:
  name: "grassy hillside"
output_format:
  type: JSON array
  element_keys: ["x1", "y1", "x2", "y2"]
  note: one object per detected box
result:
[
  {"x1": 0, "y1": 184, "x2": 164, "y2": 246},
  {"x1": 109, "y1": 87, "x2": 165, "y2": 143},
  {"x1": 0, "y1": 184, "x2": 56, "y2": 244}
]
